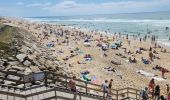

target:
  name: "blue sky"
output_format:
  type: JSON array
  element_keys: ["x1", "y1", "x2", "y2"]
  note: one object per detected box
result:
[{"x1": 0, "y1": 0, "x2": 170, "y2": 17}]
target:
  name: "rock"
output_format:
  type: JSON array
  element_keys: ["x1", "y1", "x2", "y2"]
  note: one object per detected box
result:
[
  {"x1": 8, "y1": 61, "x2": 19, "y2": 66},
  {"x1": 30, "y1": 66, "x2": 40, "y2": 72},
  {"x1": 4, "y1": 65, "x2": 12, "y2": 71},
  {"x1": 7, "y1": 57, "x2": 16, "y2": 61},
  {"x1": 7, "y1": 75, "x2": 20, "y2": 80},
  {"x1": 38, "y1": 66, "x2": 46, "y2": 70},
  {"x1": 17, "y1": 84, "x2": 24, "y2": 88},
  {"x1": 28, "y1": 55, "x2": 36, "y2": 60},
  {"x1": 0, "y1": 59, "x2": 8, "y2": 62},
  {"x1": 16, "y1": 54, "x2": 27, "y2": 62},
  {"x1": 4, "y1": 80, "x2": 16, "y2": 85},
  {"x1": 0, "y1": 66, "x2": 5, "y2": 70},
  {"x1": 45, "y1": 60, "x2": 56, "y2": 70},
  {"x1": 11, "y1": 65, "x2": 25, "y2": 71},
  {"x1": 0, "y1": 72, "x2": 6, "y2": 78},
  {"x1": 0, "y1": 61, "x2": 4, "y2": 66},
  {"x1": 38, "y1": 57, "x2": 46, "y2": 65},
  {"x1": 23, "y1": 60, "x2": 31, "y2": 66},
  {"x1": 24, "y1": 68, "x2": 32, "y2": 75}
]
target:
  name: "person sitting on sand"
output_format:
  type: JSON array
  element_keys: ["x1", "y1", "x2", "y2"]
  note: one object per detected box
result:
[
  {"x1": 129, "y1": 57, "x2": 132, "y2": 63},
  {"x1": 161, "y1": 68, "x2": 169, "y2": 79},
  {"x1": 129, "y1": 57, "x2": 137, "y2": 63},
  {"x1": 153, "y1": 50, "x2": 158, "y2": 54},
  {"x1": 77, "y1": 61, "x2": 86, "y2": 64},
  {"x1": 141, "y1": 57, "x2": 150, "y2": 64},
  {"x1": 163, "y1": 49, "x2": 167, "y2": 53},
  {"x1": 132, "y1": 57, "x2": 137, "y2": 63},
  {"x1": 136, "y1": 49, "x2": 142, "y2": 54}
]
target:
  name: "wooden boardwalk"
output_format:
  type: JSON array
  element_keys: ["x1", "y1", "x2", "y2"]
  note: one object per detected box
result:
[{"x1": 0, "y1": 70, "x2": 141, "y2": 100}]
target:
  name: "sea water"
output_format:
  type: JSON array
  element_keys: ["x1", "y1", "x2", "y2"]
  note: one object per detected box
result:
[{"x1": 26, "y1": 11, "x2": 170, "y2": 46}]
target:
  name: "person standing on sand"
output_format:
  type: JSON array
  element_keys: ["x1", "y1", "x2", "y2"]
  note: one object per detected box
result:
[
  {"x1": 148, "y1": 78, "x2": 155, "y2": 98},
  {"x1": 128, "y1": 40, "x2": 130, "y2": 46},
  {"x1": 154, "y1": 85, "x2": 160, "y2": 100},
  {"x1": 149, "y1": 51, "x2": 153, "y2": 62},
  {"x1": 108, "y1": 79, "x2": 113, "y2": 95}
]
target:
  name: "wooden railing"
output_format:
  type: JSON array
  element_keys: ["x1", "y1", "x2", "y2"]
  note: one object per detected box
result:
[{"x1": 0, "y1": 70, "x2": 140, "y2": 100}]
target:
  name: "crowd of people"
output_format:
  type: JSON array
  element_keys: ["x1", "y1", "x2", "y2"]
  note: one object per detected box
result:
[{"x1": 141, "y1": 78, "x2": 170, "y2": 100}]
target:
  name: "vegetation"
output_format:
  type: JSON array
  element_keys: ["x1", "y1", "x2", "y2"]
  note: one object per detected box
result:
[{"x1": 0, "y1": 24, "x2": 19, "y2": 57}]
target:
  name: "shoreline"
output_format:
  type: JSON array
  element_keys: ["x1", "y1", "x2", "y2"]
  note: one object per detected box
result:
[{"x1": 24, "y1": 17, "x2": 170, "y2": 48}]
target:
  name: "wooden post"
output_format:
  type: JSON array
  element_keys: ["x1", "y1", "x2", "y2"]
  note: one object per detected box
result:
[
  {"x1": 85, "y1": 82, "x2": 87, "y2": 94},
  {"x1": 116, "y1": 90, "x2": 118, "y2": 100},
  {"x1": 65, "y1": 75, "x2": 68, "y2": 89},
  {"x1": 44, "y1": 71, "x2": 47, "y2": 87},
  {"x1": 55, "y1": 87, "x2": 57, "y2": 100},
  {"x1": 127, "y1": 87, "x2": 129, "y2": 98},
  {"x1": 136, "y1": 90, "x2": 138, "y2": 99}
]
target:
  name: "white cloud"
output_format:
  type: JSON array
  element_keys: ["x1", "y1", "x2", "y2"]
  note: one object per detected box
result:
[
  {"x1": 26, "y1": 2, "x2": 51, "y2": 7},
  {"x1": 43, "y1": 0, "x2": 170, "y2": 15},
  {"x1": 16, "y1": 2, "x2": 24, "y2": 6}
]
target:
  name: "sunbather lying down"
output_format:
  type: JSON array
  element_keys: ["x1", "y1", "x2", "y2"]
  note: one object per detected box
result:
[
  {"x1": 104, "y1": 66, "x2": 116, "y2": 72},
  {"x1": 111, "y1": 60, "x2": 121, "y2": 65},
  {"x1": 141, "y1": 57, "x2": 150, "y2": 64}
]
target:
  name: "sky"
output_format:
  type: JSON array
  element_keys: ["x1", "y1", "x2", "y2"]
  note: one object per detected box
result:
[{"x1": 0, "y1": 0, "x2": 170, "y2": 17}]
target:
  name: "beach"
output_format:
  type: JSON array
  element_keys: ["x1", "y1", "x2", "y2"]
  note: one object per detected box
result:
[{"x1": 1, "y1": 16, "x2": 170, "y2": 96}]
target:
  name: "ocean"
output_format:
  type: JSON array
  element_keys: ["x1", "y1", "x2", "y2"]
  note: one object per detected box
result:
[{"x1": 26, "y1": 11, "x2": 170, "y2": 46}]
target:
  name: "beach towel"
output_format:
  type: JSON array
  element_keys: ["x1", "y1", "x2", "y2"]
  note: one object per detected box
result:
[
  {"x1": 46, "y1": 43, "x2": 54, "y2": 47},
  {"x1": 110, "y1": 44, "x2": 118, "y2": 49},
  {"x1": 136, "y1": 70, "x2": 155, "y2": 77},
  {"x1": 81, "y1": 74, "x2": 91, "y2": 82},
  {"x1": 91, "y1": 76, "x2": 103, "y2": 85},
  {"x1": 152, "y1": 77, "x2": 165, "y2": 81}
]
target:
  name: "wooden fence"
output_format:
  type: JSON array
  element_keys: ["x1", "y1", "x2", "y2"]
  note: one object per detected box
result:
[{"x1": 0, "y1": 70, "x2": 141, "y2": 100}]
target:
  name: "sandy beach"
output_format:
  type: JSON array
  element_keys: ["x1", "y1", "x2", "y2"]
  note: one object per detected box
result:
[{"x1": 1, "y1": 17, "x2": 170, "y2": 96}]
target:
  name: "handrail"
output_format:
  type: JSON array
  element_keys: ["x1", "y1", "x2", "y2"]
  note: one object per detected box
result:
[{"x1": 0, "y1": 70, "x2": 141, "y2": 100}]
